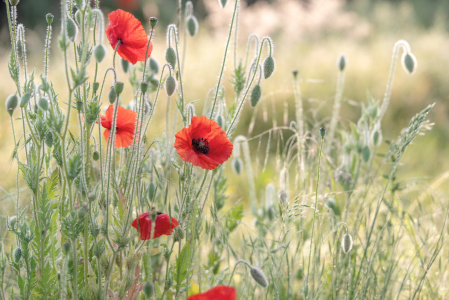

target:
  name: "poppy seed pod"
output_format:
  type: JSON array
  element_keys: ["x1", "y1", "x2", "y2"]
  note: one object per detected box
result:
[
  {"x1": 93, "y1": 44, "x2": 107, "y2": 63},
  {"x1": 143, "y1": 281, "x2": 154, "y2": 297},
  {"x1": 6, "y1": 94, "x2": 19, "y2": 116},
  {"x1": 46, "y1": 13, "x2": 54, "y2": 25},
  {"x1": 66, "y1": 16, "x2": 78, "y2": 42},
  {"x1": 108, "y1": 86, "x2": 117, "y2": 104},
  {"x1": 114, "y1": 81, "x2": 124, "y2": 95},
  {"x1": 140, "y1": 82, "x2": 149, "y2": 94},
  {"x1": 149, "y1": 17, "x2": 158, "y2": 28},
  {"x1": 250, "y1": 267, "x2": 269, "y2": 288},
  {"x1": 19, "y1": 92, "x2": 31, "y2": 108},
  {"x1": 250, "y1": 84, "x2": 262, "y2": 107},
  {"x1": 165, "y1": 75, "x2": 177, "y2": 97},
  {"x1": 219, "y1": 0, "x2": 228, "y2": 8},
  {"x1": 9, "y1": 0, "x2": 19, "y2": 6},
  {"x1": 337, "y1": 53, "x2": 347, "y2": 71},
  {"x1": 13, "y1": 247, "x2": 22, "y2": 263},
  {"x1": 121, "y1": 57, "x2": 130, "y2": 73},
  {"x1": 186, "y1": 15, "x2": 199, "y2": 37},
  {"x1": 292, "y1": 69, "x2": 298, "y2": 79},
  {"x1": 320, "y1": 127, "x2": 326, "y2": 138},
  {"x1": 92, "y1": 82, "x2": 100, "y2": 94},
  {"x1": 232, "y1": 158, "x2": 242, "y2": 175},
  {"x1": 76, "y1": 101, "x2": 83, "y2": 111},
  {"x1": 63, "y1": 241, "x2": 71, "y2": 254},
  {"x1": 402, "y1": 52, "x2": 417, "y2": 75},
  {"x1": 93, "y1": 150, "x2": 100, "y2": 161},
  {"x1": 165, "y1": 47, "x2": 177, "y2": 69},
  {"x1": 38, "y1": 98, "x2": 49, "y2": 111},
  {"x1": 263, "y1": 56, "x2": 276, "y2": 79},
  {"x1": 342, "y1": 233, "x2": 353, "y2": 254},
  {"x1": 149, "y1": 57, "x2": 160, "y2": 74},
  {"x1": 362, "y1": 145, "x2": 370, "y2": 162}
]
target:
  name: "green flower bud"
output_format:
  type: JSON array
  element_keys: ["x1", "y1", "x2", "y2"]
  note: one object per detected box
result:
[
  {"x1": 20, "y1": 92, "x2": 31, "y2": 107},
  {"x1": 219, "y1": 0, "x2": 228, "y2": 8},
  {"x1": 149, "y1": 17, "x2": 158, "y2": 28},
  {"x1": 9, "y1": 216, "x2": 17, "y2": 228},
  {"x1": 232, "y1": 158, "x2": 242, "y2": 175},
  {"x1": 186, "y1": 15, "x2": 199, "y2": 37},
  {"x1": 93, "y1": 44, "x2": 107, "y2": 63},
  {"x1": 165, "y1": 47, "x2": 177, "y2": 69},
  {"x1": 114, "y1": 81, "x2": 124, "y2": 95},
  {"x1": 216, "y1": 115, "x2": 224, "y2": 129},
  {"x1": 143, "y1": 281, "x2": 154, "y2": 297},
  {"x1": 108, "y1": 86, "x2": 117, "y2": 104},
  {"x1": 362, "y1": 145, "x2": 370, "y2": 162},
  {"x1": 402, "y1": 52, "x2": 417, "y2": 75},
  {"x1": 148, "y1": 182, "x2": 156, "y2": 200},
  {"x1": 141, "y1": 82, "x2": 149, "y2": 94},
  {"x1": 326, "y1": 198, "x2": 340, "y2": 216},
  {"x1": 292, "y1": 69, "x2": 298, "y2": 79},
  {"x1": 46, "y1": 13, "x2": 54, "y2": 25},
  {"x1": 263, "y1": 56, "x2": 275, "y2": 79},
  {"x1": 250, "y1": 267, "x2": 269, "y2": 288},
  {"x1": 165, "y1": 75, "x2": 177, "y2": 97},
  {"x1": 92, "y1": 82, "x2": 100, "y2": 94},
  {"x1": 38, "y1": 98, "x2": 49, "y2": 111},
  {"x1": 121, "y1": 57, "x2": 130, "y2": 73},
  {"x1": 66, "y1": 16, "x2": 78, "y2": 43},
  {"x1": 320, "y1": 127, "x2": 326, "y2": 138},
  {"x1": 149, "y1": 57, "x2": 159, "y2": 74},
  {"x1": 342, "y1": 233, "x2": 353, "y2": 254},
  {"x1": 75, "y1": 10, "x2": 82, "y2": 27},
  {"x1": 63, "y1": 241, "x2": 71, "y2": 254},
  {"x1": 45, "y1": 131, "x2": 54, "y2": 148},
  {"x1": 93, "y1": 150, "x2": 100, "y2": 161},
  {"x1": 13, "y1": 247, "x2": 22, "y2": 262},
  {"x1": 6, "y1": 94, "x2": 19, "y2": 116},
  {"x1": 296, "y1": 268, "x2": 303, "y2": 280},
  {"x1": 250, "y1": 84, "x2": 262, "y2": 107},
  {"x1": 337, "y1": 53, "x2": 347, "y2": 71}
]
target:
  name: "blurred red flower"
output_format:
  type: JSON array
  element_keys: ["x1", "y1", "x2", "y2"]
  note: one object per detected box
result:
[
  {"x1": 132, "y1": 212, "x2": 180, "y2": 240},
  {"x1": 115, "y1": 0, "x2": 138, "y2": 11},
  {"x1": 174, "y1": 116, "x2": 233, "y2": 170},
  {"x1": 187, "y1": 286, "x2": 237, "y2": 300},
  {"x1": 105, "y1": 9, "x2": 153, "y2": 64},
  {"x1": 100, "y1": 105, "x2": 137, "y2": 148}
]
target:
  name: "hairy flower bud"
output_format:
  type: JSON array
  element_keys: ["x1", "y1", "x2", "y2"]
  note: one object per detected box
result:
[
  {"x1": 93, "y1": 150, "x2": 100, "y2": 161},
  {"x1": 216, "y1": 114, "x2": 224, "y2": 129},
  {"x1": 342, "y1": 233, "x2": 353, "y2": 254},
  {"x1": 92, "y1": 82, "x2": 99, "y2": 94},
  {"x1": 250, "y1": 267, "x2": 269, "y2": 288},
  {"x1": 149, "y1": 17, "x2": 158, "y2": 28},
  {"x1": 93, "y1": 44, "x2": 107, "y2": 63},
  {"x1": 38, "y1": 98, "x2": 49, "y2": 111},
  {"x1": 326, "y1": 198, "x2": 340, "y2": 216},
  {"x1": 186, "y1": 15, "x2": 199, "y2": 37},
  {"x1": 13, "y1": 248, "x2": 22, "y2": 263},
  {"x1": 143, "y1": 281, "x2": 154, "y2": 297},
  {"x1": 46, "y1": 13, "x2": 54, "y2": 25},
  {"x1": 114, "y1": 81, "x2": 124, "y2": 95},
  {"x1": 121, "y1": 57, "x2": 130, "y2": 73},
  {"x1": 165, "y1": 75, "x2": 177, "y2": 97},
  {"x1": 250, "y1": 84, "x2": 262, "y2": 107},
  {"x1": 219, "y1": 0, "x2": 228, "y2": 8},
  {"x1": 66, "y1": 16, "x2": 78, "y2": 42},
  {"x1": 402, "y1": 52, "x2": 417, "y2": 75},
  {"x1": 263, "y1": 56, "x2": 275, "y2": 79},
  {"x1": 108, "y1": 86, "x2": 116, "y2": 104},
  {"x1": 45, "y1": 131, "x2": 54, "y2": 148},
  {"x1": 232, "y1": 158, "x2": 242, "y2": 175},
  {"x1": 150, "y1": 57, "x2": 159, "y2": 74},
  {"x1": 362, "y1": 145, "x2": 370, "y2": 162},
  {"x1": 63, "y1": 241, "x2": 71, "y2": 254},
  {"x1": 337, "y1": 53, "x2": 347, "y2": 71},
  {"x1": 6, "y1": 94, "x2": 19, "y2": 116},
  {"x1": 165, "y1": 47, "x2": 177, "y2": 69}
]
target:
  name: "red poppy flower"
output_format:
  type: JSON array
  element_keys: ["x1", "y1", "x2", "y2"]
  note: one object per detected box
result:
[
  {"x1": 132, "y1": 212, "x2": 180, "y2": 240},
  {"x1": 105, "y1": 9, "x2": 153, "y2": 64},
  {"x1": 115, "y1": 0, "x2": 138, "y2": 11},
  {"x1": 187, "y1": 286, "x2": 236, "y2": 300},
  {"x1": 174, "y1": 116, "x2": 233, "y2": 170},
  {"x1": 100, "y1": 105, "x2": 137, "y2": 148}
]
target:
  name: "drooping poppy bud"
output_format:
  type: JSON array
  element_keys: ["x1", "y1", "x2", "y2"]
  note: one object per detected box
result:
[
  {"x1": 66, "y1": 16, "x2": 78, "y2": 42},
  {"x1": 5, "y1": 94, "x2": 19, "y2": 116},
  {"x1": 250, "y1": 267, "x2": 269, "y2": 288},
  {"x1": 337, "y1": 53, "x2": 347, "y2": 71},
  {"x1": 263, "y1": 56, "x2": 275, "y2": 79},
  {"x1": 402, "y1": 52, "x2": 417, "y2": 75},
  {"x1": 165, "y1": 75, "x2": 177, "y2": 97},
  {"x1": 149, "y1": 57, "x2": 159, "y2": 74},
  {"x1": 165, "y1": 47, "x2": 177, "y2": 69},
  {"x1": 108, "y1": 86, "x2": 117, "y2": 104},
  {"x1": 250, "y1": 84, "x2": 262, "y2": 107},
  {"x1": 342, "y1": 233, "x2": 353, "y2": 254},
  {"x1": 38, "y1": 98, "x2": 49, "y2": 111},
  {"x1": 94, "y1": 44, "x2": 107, "y2": 63},
  {"x1": 13, "y1": 248, "x2": 22, "y2": 262},
  {"x1": 186, "y1": 15, "x2": 199, "y2": 37},
  {"x1": 121, "y1": 57, "x2": 130, "y2": 73}
]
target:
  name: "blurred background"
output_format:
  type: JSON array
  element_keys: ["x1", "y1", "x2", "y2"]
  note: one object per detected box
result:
[{"x1": 0, "y1": 0, "x2": 448, "y2": 193}]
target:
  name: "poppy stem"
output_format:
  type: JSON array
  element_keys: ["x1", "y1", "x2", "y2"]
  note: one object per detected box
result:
[
  {"x1": 227, "y1": 260, "x2": 252, "y2": 286},
  {"x1": 112, "y1": 41, "x2": 120, "y2": 71}
]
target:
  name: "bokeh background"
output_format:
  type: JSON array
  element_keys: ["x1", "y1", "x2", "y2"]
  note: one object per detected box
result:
[{"x1": 0, "y1": 0, "x2": 448, "y2": 194}]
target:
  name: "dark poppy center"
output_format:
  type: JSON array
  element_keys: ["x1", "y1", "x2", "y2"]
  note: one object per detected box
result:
[{"x1": 192, "y1": 137, "x2": 210, "y2": 155}]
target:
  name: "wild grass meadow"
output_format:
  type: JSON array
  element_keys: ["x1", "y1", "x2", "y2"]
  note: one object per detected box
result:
[{"x1": 0, "y1": 0, "x2": 448, "y2": 299}]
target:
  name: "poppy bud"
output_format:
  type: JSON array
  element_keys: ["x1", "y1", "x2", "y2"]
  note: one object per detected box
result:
[
  {"x1": 38, "y1": 98, "x2": 49, "y2": 111},
  {"x1": 93, "y1": 44, "x2": 107, "y2": 63},
  {"x1": 232, "y1": 158, "x2": 242, "y2": 175},
  {"x1": 45, "y1": 131, "x2": 54, "y2": 148},
  {"x1": 326, "y1": 198, "x2": 340, "y2": 216},
  {"x1": 165, "y1": 75, "x2": 177, "y2": 97},
  {"x1": 16, "y1": 40, "x2": 23, "y2": 59},
  {"x1": 149, "y1": 17, "x2": 158, "y2": 28},
  {"x1": 121, "y1": 57, "x2": 130, "y2": 73},
  {"x1": 337, "y1": 53, "x2": 347, "y2": 71},
  {"x1": 78, "y1": 206, "x2": 87, "y2": 217},
  {"x1": 141, "y1": 82, "x2": 148, "y2": 94},
  {"x1": 219, "y1": 0, "x2": 228, "y2": 8},
  {"x1": 402, "y1": 52, "x2": 417, "y2": 75},
  {"x1": 296, "y1": 268, "x2": 304, "y2": 280},
  {"x1": 186, "y1": 15, "x2": 199, "y2": 37},
  {"x1": 5, "y1": 94, "x2": 19, "y2": 116},
  {"x1": 63, "y1": 241, "x2": 71, "y2": 254},
  {"x1": 92, "y1": 82, "x2": 99, "y2": 94},
  {"x1": 114, "y1": 81, "x2": 124, "y2": 95},
  {"x1": 362, "y1": 145, "x2": 370, "y2": 162},
  {"x1": 66, "y1": 16, "x2": 78, "y2": 42},
  {"x1": 150, "y1": 57, "x2": 159, "y2": 74},
  {"x1": 216, "y1": 114, "x2": 224, "y2": 129},
  {"x1": 148, "y1": 182, "x2": 156, "y2": 200},
  {"x1": 165, "y1": 47, "x2": 177, "y2": 69},
  {"x1": 92, "y1": 151, "x2": 100, "y2": 162},
  {"x1": 263, "y1": 56, "x2": 276, "y2": 79},
  {"x1": 9, "y1": 216, "x2": 17, "y2": 228},
  {"x1": 18, "y1": 93, "x2": 30, "y2": 110},
  {"x1": 108, "y1": 86, "x2": 117, "y2": 104},
  {"x1": 75, "y1": 10, "x2": 82, "y2": 27},
  {"x1": 13, "y1": 248, "x2": 21, "y2": 263},
  {"x1": 9, "y1": 0, "x2": 19, "y2": 6},
  {"x1": 250, "y1": 267, "x2": 269, "y2": 288},
  {"x1": 341, "y1": 233, "x2": 353, "y2": 254},
  {"x1": 143, "y1": 281, "x2": 154, "y2": 297},
  {"x1": 320, "y1": 127, "x2": 326, "y2": 138},
  {"x1": 46, "y1": 13, "x2": 54, "y2": 25},
  {"x1": 250, "y1": 84, "x2": 262, "y2": 107}
]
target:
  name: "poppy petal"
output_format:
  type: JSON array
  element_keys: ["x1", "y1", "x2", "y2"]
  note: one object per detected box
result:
[
  {"x1": 186, "y1": 286, "x2": 237, "y2": 300},
  {"x1": 132, "y1": 213, "x2": 180, "y2": 240}
]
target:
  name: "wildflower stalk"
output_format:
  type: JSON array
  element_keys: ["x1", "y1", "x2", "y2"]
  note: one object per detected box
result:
[
  {"x1": 168, "y1": 25, "x2": 185, "y2": 122},
  {"x1": 209, "y1": 0, "x2": 239, "y2": 119},
  {"x1": 326, "y1": 69, "x2": 345, "y2": 154},
  {"x1": 293, "y1": 72, "x2": 305, "y2": 188},
  {"x1": 305, "y1": 132, "x2": 324, "y2": 298},
  {"x1": 9, "y1": 116, "x2": 21, "y2": 229}
]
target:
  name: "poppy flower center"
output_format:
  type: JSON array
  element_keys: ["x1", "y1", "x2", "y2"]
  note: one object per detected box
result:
[{"x1": 192, "y1": 137, "x2": 210, "y2": 155}]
